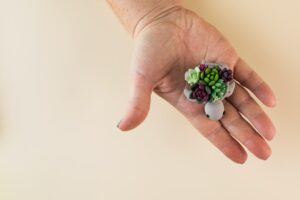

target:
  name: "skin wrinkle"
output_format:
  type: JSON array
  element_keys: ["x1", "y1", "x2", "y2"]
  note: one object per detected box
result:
[
  {"x1": 171, "y1": 19, "x2": 203, "y2": 67},
  {"x1": 129, "y1": 97, "x2": 148, "y2": 115},
  {"x1": 173, "y1": 9, "x2": 205, "y2": 65},
  {"x1": 107, "y1": 0, "x2": 182, "y2": 37},
  {"x1": 136, "y1": 8, "x2": 207, "y2": 70},
  {"x1": 176, "y1": 94, "x2": 201, "y2": 117},
  {"x1": 226, "y1": 115, "x2": 242, "y2": 131},
  {"x1": 225, "y1": 119, "x2": 258, "y2": 150},
  {"x1": 216, "y1": 39, "x2": 232, "y2": 58},
  {"x1": 144, "y1": 32, "x2": 184, "y2": 94},
  {"x1": 182, "y1": 9, "x2": 211, "y2": 62},
  {"x1": 204, "y1": 30, "x2": 223, "y2": 61},
  {"x1": 238, "y1": 70, "x2": 255, "y2": 87},
  {"x1": 216, "y1": 45, "x2": 236, "y2": 62},
  {"x1": 135, "y1": 69, "x2": 156, "y2": 87},
  {"x1": 235, "y1": 94, "x2": 252, "y2": 110},
  {"x1": 133, "y1": 36, "x2": 179, "y2": 89},
  {"x1": 229, "y1": 85, "x2": 264, "y2": 120},
  {"x1": 135, "y1": 21, "x2": 186, "y2": 91},
  {"x1": 181, "y1": 22, "x2": 202, "y2": 66},
  {"x1": 251, "y1": 111, "x2": 265, "y2": 123},
  {"x1": 242, "y1": 136, "x2": 256, "y2": 149},
  {"x1": 137, "y1": 16, "x2": 188, "y2": 72},
  {"x1": 154, "y1": 69, "x2": 183, "y2": 94},
  {"x1": 204, "y1": 123, "x2": 223, "y2": 140},
  {"x1": 239, "y1": 98, "x2": 263, "y2": 120},
  {"x1": 171, "y1": 89, "x2": 185, "y2": 107},
  {"x1": 239, "y1": 68, "x2": 264, "y2": 91},
  {"x1": 203, "y1": 25, "x2": 213, "y2": 61},
  {"x1": 213, "y1": 37, "x2": 239, "y2": 69},
  {"x1": 251, "y1": 79, "x2": 265, "y2": 94},
  {"x1": 218, "y1": 138, "x2": 243, "y2": 159},
  {"x1": 152, "y1": 55, "x2": 183, "y2": 94},
  {"x1": 134, "y1": 5, "x2": 183, "y2": 38},
  {"x1": 231, "y1": 58, "x2": 240, "y2": 71},
  {"x1": 222, "y1": 101, "x2": 244, "y2": 131},
  {"x1": 242, "y1": 135, "x2": 271, "y2": 160},
  {"x1": 132, "y1": 6, "x2": 159, "y2": 37},
  {"x1": 135, "y1": 10, "x2": 183, "y2": 39}
]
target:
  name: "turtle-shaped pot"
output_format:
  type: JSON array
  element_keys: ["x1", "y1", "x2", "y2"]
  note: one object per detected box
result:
[{"x1": 184, "y1": 62, "x2": 235, "y2": 120}]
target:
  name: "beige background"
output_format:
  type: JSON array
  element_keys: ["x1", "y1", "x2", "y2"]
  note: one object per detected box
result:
[{"x1": 0, "y1": 0, "x2": 299, "y2": 199}]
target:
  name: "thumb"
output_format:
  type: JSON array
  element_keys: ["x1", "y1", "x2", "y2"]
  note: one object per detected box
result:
[{"x1": 118, "y1": 72, "x2": 153, "y2": 131}]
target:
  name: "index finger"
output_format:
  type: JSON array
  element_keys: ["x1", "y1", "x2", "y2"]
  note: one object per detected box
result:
[{"x1": 234, "y1": 59, "x2": 276, "y2": 107}]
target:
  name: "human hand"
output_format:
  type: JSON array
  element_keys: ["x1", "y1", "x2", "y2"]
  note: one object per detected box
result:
[{"x1": 115, "y1": 5, "x2": 276, "y2": 163}]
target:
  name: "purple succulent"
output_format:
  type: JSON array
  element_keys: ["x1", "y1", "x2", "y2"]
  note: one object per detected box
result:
[
  {"x1": 220, "y1": 68, "x2": 233, "y2": 82},
  {"x1": 191, "y1": 83, "x2": 209, "y2": 102},
  {"x1": 199, "y1": 64, "x2": 207, "y2": 71}
]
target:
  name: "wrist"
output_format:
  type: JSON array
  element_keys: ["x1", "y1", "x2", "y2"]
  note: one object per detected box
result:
[
  {"x1": 132, "y1": 1, "x2": 182, "y2": 38},
  {"x1": 107, "y1": 0, "x2": 182, "y2": 37}
]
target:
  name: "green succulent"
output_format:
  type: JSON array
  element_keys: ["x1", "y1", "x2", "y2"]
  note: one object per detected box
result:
[
  {"x1": 200, "y1": 66, "x2": 220, "y2": 87},
  {"x1": 210, "y1": 79, "x2": 227, "y2": 102},
  {"x1": 185, "y1": 67, "x2": 200, "y2": 85}
]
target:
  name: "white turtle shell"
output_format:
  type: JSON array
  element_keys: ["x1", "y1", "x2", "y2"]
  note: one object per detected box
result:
[
  {"x1": 184, "y1": 62, "x2": 235, "y2": 120},
  {"x1": 225, "y1": 81, "x2": 236, "y2": 98},
  {"x1": 183, "y1": 87, "x2": 198, "y2": 103},
  {"x1": 204, "y1": 101, "x2": 225, "y2": 120}
]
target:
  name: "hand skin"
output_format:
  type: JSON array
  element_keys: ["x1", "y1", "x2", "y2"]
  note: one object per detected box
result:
[{"x1": 107, "y1": 0, "x2": 276, "y2": 164}]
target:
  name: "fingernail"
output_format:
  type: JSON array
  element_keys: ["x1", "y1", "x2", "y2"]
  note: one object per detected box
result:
[{"x1": 117, "y1": 120, "x2": 122, "y2": 129}]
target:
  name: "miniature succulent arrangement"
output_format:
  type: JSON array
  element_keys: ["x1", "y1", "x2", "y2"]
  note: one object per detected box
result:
[{"x1": 184, "y1": 62, "x2": 235, "y2": 120}]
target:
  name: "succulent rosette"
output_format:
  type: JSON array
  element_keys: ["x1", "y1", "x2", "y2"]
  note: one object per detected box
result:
[
  {"x1": 219, "y1": 68, "x2": 233, "y2": 82},
  {"x1": 190, "y1": 83, "x2": 210, "y2": 103},
  {"x1": 210, "y1": 79, "x2": 227, "y2": 102},
  {"x1": 185, "y1": 68, "x2": 200, "y2": 85}
]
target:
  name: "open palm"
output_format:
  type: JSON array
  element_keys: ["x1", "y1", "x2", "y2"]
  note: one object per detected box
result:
[{"x1": 118, "y1": 7, "x2": 276, "y2": 163}]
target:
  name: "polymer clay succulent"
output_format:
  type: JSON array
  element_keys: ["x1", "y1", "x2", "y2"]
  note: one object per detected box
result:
[{"x1": 184, "y1": 62, "x2": 235, "y2": 120}]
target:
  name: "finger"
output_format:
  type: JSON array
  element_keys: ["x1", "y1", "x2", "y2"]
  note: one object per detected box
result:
[
  {"x1": 234, "y1": 59, "x2": 276, "y2": 107},
  {"x1": 173, "y1": 93, "x2": 247, "y2": 164},
  {"x1": 228, "y1": 83, "x2": 276, "y2": 140},
  {"x1": 220, "y1": 101, "x2": 272, "y2": 160},
  {"x1": 118, "y1": 72, "x2": 153, "y2": 131}
]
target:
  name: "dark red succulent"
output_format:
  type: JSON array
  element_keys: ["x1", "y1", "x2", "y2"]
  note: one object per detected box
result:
[
  {"x1": 191, "y1": 83, "x2": 209, "y2": 102},
  {"x1": 199, "y1": 64, "x2": 207, "y2": 71},
  {"x1": 219, "y1": 68, "x2": 233, "y2": 82}
]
